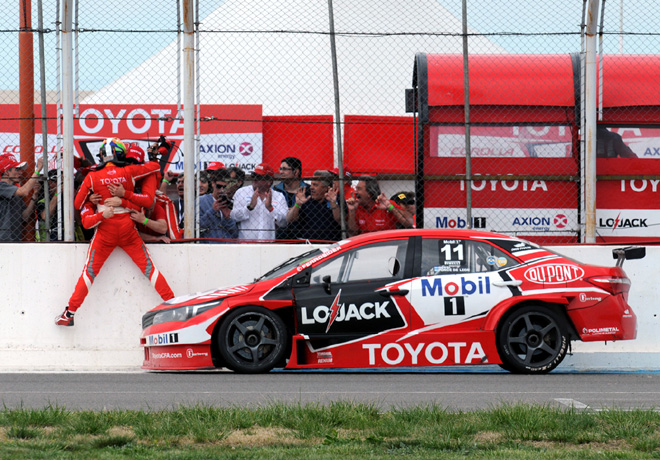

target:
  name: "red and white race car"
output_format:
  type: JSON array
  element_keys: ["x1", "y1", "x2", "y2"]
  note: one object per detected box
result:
[{"x1": 140, "y1": 229, "x2": 644, "y2": 374}]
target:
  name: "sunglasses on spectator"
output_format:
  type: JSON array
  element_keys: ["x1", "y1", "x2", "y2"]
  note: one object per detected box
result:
[{"x1": 215, "y1": 183, "x2": 227, "y2": 189}]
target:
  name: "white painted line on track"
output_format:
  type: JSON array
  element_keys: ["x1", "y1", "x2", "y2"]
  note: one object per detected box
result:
[{"x1": 555, "y1": 398, "x2": 590, "y2": 409}]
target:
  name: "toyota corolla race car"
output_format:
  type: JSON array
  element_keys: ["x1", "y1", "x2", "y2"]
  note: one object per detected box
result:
[{"x1": 140, "y1": 229, "x2": 644, "y2": 374}]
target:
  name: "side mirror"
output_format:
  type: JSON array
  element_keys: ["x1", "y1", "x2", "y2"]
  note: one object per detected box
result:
[{"x1": 322, "y1": 275, "x2": 332, "y2": 295}]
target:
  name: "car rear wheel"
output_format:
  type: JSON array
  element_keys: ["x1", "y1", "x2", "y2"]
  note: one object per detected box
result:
[
  {"x1": 496, "y1": 305, "x2": 569, "y2": 374},
  {"x1": 217, "y1": 306, "x2": 287, "y2": 373}
]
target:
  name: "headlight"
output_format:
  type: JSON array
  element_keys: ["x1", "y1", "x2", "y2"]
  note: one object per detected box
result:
[{"x1": 150, "y1": 301, "x2": 221, "y2": 327}]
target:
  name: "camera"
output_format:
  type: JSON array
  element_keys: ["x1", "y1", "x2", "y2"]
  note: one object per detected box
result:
[
  {"x1": 147, "y1": 135, "x2": 176, "y2": 162},
  {"x1": 217, "y1": 193, "x2": 232, "y2": 210}
]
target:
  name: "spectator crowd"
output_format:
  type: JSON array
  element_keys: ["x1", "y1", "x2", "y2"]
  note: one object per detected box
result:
[{"x1": 1, "y1": 139, "x2": 417, "y2": 245}]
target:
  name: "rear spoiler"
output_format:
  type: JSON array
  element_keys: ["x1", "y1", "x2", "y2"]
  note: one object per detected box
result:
[{"x1": 612, "y1": 246, "x2": 646, "y2": 267}]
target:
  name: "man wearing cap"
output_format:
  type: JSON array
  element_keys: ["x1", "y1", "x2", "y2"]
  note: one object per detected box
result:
[
  {"x1": 230, "y1": 163, "x2": 288, "y2": 241},
  {"x1": 0, "y1": 154, "x2": 43, "y2": 241},
  {"x1": 206, "y1": 161, "x2": 225, "y2": 171},
  {"x1": 390, "y1": 191, "x2": 416, "y2": 229}
]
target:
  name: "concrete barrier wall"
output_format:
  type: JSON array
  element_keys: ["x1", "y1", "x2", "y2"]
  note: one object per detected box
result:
[{"x1": 1, "y1": 243, "x2": 658, "y2": 372}]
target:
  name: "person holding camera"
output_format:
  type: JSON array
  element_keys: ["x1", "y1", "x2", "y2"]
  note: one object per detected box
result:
[{"x1": 198, "y1": 168, "x2": 238, "y2": 243}]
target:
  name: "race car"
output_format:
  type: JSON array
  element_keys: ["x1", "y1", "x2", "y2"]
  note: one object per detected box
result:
[{"x1": 140, "y1": 229, "x2": 645, "y2": 374}]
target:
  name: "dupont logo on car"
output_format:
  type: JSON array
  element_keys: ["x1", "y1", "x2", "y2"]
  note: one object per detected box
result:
[{"x1": 524, "y1": 264, "x2": 584, "y2": 284}]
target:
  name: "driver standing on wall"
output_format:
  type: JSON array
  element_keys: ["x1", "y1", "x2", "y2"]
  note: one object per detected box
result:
[{"x1": 55, "y1": 138, "x2": 175, "y2": 326}]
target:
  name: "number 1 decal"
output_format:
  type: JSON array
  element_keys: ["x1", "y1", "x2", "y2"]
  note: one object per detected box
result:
[{"x1": 444, "y1": 297, "x2": 466, "y2": 315}]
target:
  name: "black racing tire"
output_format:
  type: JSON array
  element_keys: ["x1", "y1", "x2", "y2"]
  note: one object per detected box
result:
[
  {"x1": 496, "y1": 305, "x2": 569, "y2": 374},
  {"x1": 216, "y1": 306, "x2": 287, "y2": 374}
]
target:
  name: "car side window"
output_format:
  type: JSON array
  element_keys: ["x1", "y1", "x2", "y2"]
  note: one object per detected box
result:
[
  {"x1": 471, "y1": 240, "x2": 517, "y2": 272},
  {"x1": 421, "y1": 238, "x2": 516, "y2": 275},
  {"x1": 311, "y1": 240, "x2": 407, "y2": 284}
]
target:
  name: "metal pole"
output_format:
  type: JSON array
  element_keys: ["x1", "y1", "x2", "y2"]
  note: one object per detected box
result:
[
  {"x1": 619, "y1": 0, "x2": 624, "y2": 54},
  {"x1": 74, "y1": 0, "x2": 79, "y2": 117},
  {"x1": 177, "y1": 0, "x2": 182, "y2": 115},
  {"x1": 462, "y1": 0, "x2": 472, "y2": 228},
  {"x1": 182, "y1": 0, "x2": 195, "y2": 239},
  {"x1": 584, "y1": 0, "x2": 600, "y2": 243},
  {"x1": 19, "y1": 0, "x2": 35, "y2": 175},
  {"x1": 327, "y1": 0, "x2": 347, "y2": 239},
  {"x1": 598, "y1": 0, "x2": 605, "y2": 121},
  {"x1": 61, "y1": 0, "x2": 75, "y2": 240},
  {"x1": 579, "y1": 0, "x2": 587, "y2": 243},
  {"x1": 37, "y1": 0, "x2": 51, "y2": 240},
  {"x1": 55, "y1": 0, "x2": 63, "y2": 240},
  {"x1": 194, "y1": 0, "x2": 201, "y2": 239}
]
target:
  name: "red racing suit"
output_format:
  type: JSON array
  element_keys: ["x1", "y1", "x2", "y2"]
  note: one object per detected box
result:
[{"x1": 68, "y1": 161, "x2": 174, "y2": 312}]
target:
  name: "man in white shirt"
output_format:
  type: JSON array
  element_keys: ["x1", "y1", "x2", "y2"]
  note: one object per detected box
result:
[{"x1": 230, "y1": 163, "x2": 287, "y2": 241}]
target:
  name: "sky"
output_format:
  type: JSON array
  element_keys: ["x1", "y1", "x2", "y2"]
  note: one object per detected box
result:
[{"x1": 1, "y1": 0, "x2": 658, "y2": 92}]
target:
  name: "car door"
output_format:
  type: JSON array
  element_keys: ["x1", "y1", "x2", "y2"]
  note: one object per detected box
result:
[
  {"x1": 292, "y1": 238, "x2": 412, "y2": 343},
  {"x1": 408, "y1": 237, "x2": 518, "y2": 329}
]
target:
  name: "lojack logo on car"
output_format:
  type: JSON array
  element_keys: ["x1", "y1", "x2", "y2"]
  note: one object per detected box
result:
[{"x1": 299, "y1": 292, "x2": 406, "y2": 337}]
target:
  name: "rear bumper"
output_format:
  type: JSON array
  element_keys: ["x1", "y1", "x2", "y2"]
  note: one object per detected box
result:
[{"x1": 567, "y1": 295, "x2": 636, "y2": 341}]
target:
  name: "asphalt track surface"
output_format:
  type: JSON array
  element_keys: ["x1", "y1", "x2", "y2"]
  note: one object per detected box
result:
[{"x1": 1, "y1": 369, "x2": 659, "y2": 411}]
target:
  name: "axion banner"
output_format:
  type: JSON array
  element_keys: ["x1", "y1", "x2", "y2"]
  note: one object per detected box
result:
[{"x1": 0, "y1": 104, "x2": 263, "y2": 172}]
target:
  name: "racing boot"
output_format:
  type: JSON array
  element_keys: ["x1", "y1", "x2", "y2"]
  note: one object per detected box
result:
[{"x1": 55, "y1": 307, "x2": 75, "y2": 326}]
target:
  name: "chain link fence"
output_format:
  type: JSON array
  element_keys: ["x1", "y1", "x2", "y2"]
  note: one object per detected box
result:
[{"x1": 2, "y1": 0, "x2": 659, "y2": 244}]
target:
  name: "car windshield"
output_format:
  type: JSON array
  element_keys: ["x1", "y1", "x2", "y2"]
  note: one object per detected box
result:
[{"x1": 256, "y1": 245, "x2": 338, "y2": 281}]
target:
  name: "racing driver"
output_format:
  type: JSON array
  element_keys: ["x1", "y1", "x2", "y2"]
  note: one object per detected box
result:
[{"x1": 55, "y1": 138, "x2": 175, "y2": 326}]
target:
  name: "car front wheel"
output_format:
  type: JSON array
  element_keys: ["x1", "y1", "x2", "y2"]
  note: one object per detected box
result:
[
  {"x1": 217, "y1": 306, "x2": 287, "y2": 373},
  {"x1": 496, "y1": 305, "x2": 569, "y2": 374}
]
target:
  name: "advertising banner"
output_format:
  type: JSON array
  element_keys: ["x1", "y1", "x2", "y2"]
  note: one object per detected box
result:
[
  {"x1": 430, "y1": 125, "x2": 573, "y2": 158},
  {"x1": 424, "y1": 207, "x2": 579, "y2": 237},
  {"x1": 0, "y1": 104, "x2": 263, "y2": 172}
]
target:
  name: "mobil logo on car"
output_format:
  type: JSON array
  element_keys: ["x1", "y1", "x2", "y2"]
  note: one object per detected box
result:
[
  {"x1": 421, "y1": 275, "x2": 491, "y2": 297},
  {"x1": 524, "y1": 264, "x2": 584, "y2": 284}
]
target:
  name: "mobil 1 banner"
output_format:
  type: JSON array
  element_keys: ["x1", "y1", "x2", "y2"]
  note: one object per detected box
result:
[
  {"x1": 597, "y1": 209, "x2": 660, "y2": 237},
  {"x1": 424, "y1": 208, "x2": 579, "y2": 236}
]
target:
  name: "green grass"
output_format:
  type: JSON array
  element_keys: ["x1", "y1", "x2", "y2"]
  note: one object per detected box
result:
[{"x1": 0, "y1": 402, "x2": 659, "y2": 459}]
